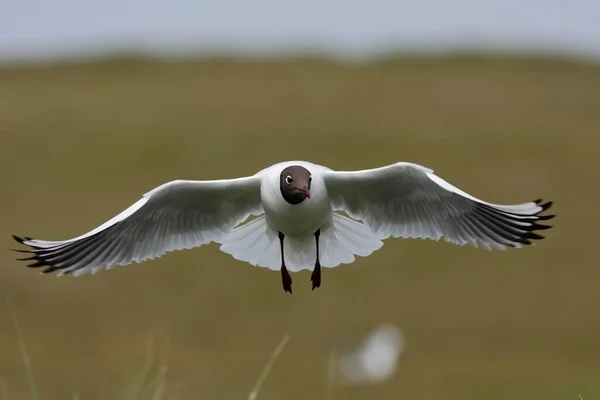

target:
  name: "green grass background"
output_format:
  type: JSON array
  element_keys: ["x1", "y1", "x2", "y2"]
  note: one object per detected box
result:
[{"x1": 0, "y1": 55, "x2": 598, "y2": 399}]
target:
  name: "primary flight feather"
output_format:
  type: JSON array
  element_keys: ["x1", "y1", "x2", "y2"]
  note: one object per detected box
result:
[{"x1": 13, "y1": 161, "x2": 555, "y2": 293}]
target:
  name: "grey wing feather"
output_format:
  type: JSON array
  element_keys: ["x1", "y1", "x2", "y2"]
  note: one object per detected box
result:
[
  {"x1": 13, "y1": 176, "x2": 263, "y2": 276},
  {"x1": 324, "y1": 162, "x2": 555, "y2": 250}
]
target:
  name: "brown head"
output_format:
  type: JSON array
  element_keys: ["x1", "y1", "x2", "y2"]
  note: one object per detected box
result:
[{"x1": 280, "y1": 165, "x2": 312, "y2": 205}]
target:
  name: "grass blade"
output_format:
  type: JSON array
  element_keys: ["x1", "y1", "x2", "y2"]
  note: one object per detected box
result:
[
  {"x1": 247, "y1": 333, "x2": 291, "y2": 400},
  {"x1": 325, "y1": 350, "x2": 336, "y2": 400},
  {"x1": 1, "y1": 378, "x2": 10, "y2": 400},
  {"x1": 149, "y1": 366, "x2": 168, "y2": 400},
  {"x1": 123, "y1": 331, "x2": 155, "y2": 400},
  {"x1": 6, "y1": 297, "x2": 40, "y2": 400},
  {"x1": 138, "y1": 364, "x2": 168, "y2": 400}
]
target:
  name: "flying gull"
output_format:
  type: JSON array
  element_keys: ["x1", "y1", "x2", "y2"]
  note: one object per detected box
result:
[{"x1": 12, "y1": 161, "x2": 555, "y2": 293}]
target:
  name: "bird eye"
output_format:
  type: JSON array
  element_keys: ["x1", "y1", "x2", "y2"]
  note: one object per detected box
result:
[{"x1": 285, "y1": 175, "x2": 293, "y2": 184}]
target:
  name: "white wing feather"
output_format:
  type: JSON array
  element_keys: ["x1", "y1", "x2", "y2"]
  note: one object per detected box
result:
[
  {"x1": 14, "y1": 176, "x2": 263, "y2": 276},
  {"x1": 324, "y1": 162, "x2": 554, "y2": 250}
]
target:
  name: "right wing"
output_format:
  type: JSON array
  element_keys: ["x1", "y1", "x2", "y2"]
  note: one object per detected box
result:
[
  {"x1": 324, "y1": 162, "x2": 554, "y2": 250},
  {"x1": 13, "y1": 176, "x2": 263, "y2": 276}
]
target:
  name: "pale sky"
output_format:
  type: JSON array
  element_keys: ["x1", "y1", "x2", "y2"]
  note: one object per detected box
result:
[{"x1": 1, "y1": 0, "x2": 599, "y2": 63}]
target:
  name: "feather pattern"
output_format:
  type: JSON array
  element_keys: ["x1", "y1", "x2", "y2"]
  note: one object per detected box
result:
[
  {"x1": 324, "y1": 162, "x2": 554, "y2": 250},
  {"x1": 14, "y1": 177, "x2": 262, "y2": 276},
  {"x1": 12, "y1": 160, "x2": 555, "y2": 281}
]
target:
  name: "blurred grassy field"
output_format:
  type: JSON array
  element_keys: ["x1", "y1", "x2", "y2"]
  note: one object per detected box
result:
[{"x1": 0, "y1": 54, "x2": 598, "y2": 399}]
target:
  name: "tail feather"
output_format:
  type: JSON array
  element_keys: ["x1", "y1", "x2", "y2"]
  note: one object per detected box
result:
[
  {"x1": 332, "y1": 213, "x2": 384, "y2": 257},
  {"x1": 319, "y1": 228, "x2": 356, "y2": 267},
  {"x1": 218, "y1": 216, "x2": 281, "y2": 271},
  {"x1": 218, "y1": 213, "x2": 384, "y2": 272}
]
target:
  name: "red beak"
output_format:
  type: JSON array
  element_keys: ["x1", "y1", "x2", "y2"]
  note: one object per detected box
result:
[{"x1": 302, "y1": 187, "x2": 311, "y2": 199}]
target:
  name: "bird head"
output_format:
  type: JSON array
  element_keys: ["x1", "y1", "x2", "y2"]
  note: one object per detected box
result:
[{"x1": 280, "y1": 165, "x2": 312, "y2": 205}]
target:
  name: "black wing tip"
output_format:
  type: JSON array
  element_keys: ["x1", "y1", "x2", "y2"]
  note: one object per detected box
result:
[
  {"x1": 537, "y1": 214, "x2": 555, "y2": 221},
  {"x1": 12, "y1": 235, "x2": 34, "y2": 256},
  {"x1": 524, "y1": 232, "x2": 545, "y2": 241},
  {"x1": 523, "y1": 199, "x2": 555, "y2": 243},
  {"x1": 12, "y1": 235, "x2": 27, "y2": 245},
  {"x1": 12, "y1": 235, "x2": 60, "y2": 274},
  {"x1": 21, "y1": 258, "x2": 61, "y2": 274},
  {"x1": 533, "y1": 199, "x2": 554, "y2": 212},
  {"x1": 525, "y1": 200, "x2": 554, "y2": 243},
  {"x1": 532, "y1": 199, "x2": 555, "y2": 224},
  {"x1": 531, "y1": 223, "x2": 553, "y2": 230},
  {"x1": 12, "y1": 235, "x2": 37, "y2": 250},
  {"x1": 12, "y1": 232, "x2": 102, "y2": 276},
  {"x1": 11, "y1": 248, "x2": 32, "y2": 253},
  {"x1": 477, "y1": 199, "x2": 555, "y2": 247},
  {"x1": 11, "y1": 235, "x2": 39, "y2": 258}
]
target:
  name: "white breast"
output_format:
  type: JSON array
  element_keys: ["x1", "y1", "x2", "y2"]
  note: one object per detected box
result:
[{"x1": 259, "y1": 161, "x2": 333, "y2": 237}]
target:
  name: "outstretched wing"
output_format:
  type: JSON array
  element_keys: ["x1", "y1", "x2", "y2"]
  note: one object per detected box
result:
[
  {"x1": 13, "y1": 176, "x2": 263, "y2": 276},
  {"x1": 323, "y1": 162, "x2": 554, "y2": 250}
]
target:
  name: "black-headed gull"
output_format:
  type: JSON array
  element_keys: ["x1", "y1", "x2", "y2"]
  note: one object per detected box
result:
[{"x1": 13, "y1": 161, "x2": 554, "y2": 293}]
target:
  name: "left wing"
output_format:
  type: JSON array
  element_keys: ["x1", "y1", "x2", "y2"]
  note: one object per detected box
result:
[
  {"x1": 323, "y1": 162, "x2": 554, "y2": 250},
  {"x1": 13, "y1": 176, "x2": 263, "y2": 276}
]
